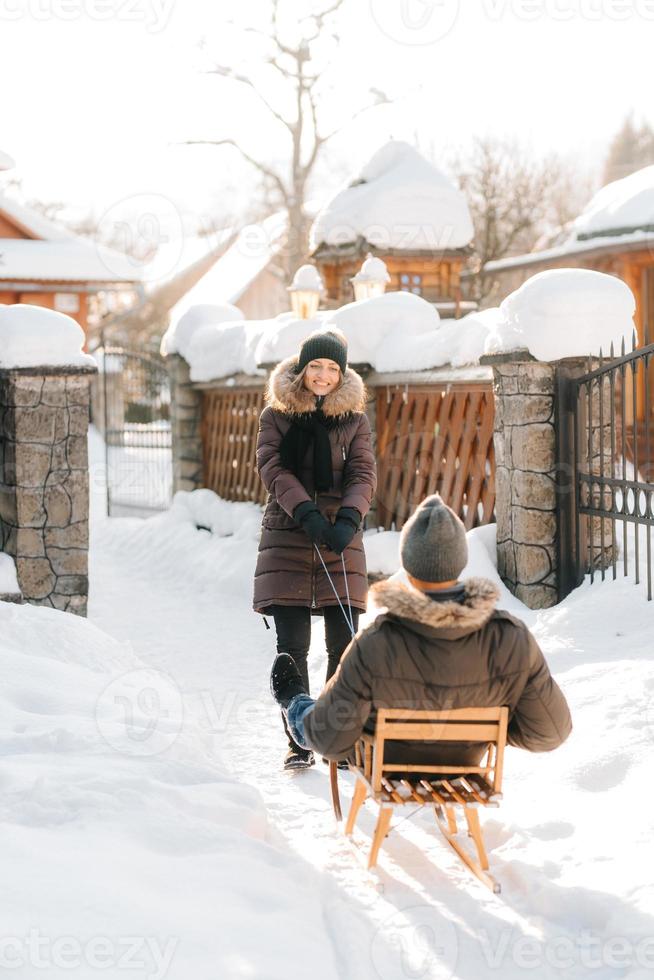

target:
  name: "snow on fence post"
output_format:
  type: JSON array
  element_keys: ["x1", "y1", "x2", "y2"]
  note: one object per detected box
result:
[
  {"x1": 167, "y1": 353, "x2": 203, "y2": 494},
  {"x1": 481, "y1": 268, "x2": 634, "y2": 608},
  {"x1": 0, "y1": 305, "x2": 97, "y2": 616}
]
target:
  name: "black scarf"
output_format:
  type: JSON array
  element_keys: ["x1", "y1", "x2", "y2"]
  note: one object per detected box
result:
[{"x1": 279, "y1": 400, "x2": 346, "y2": 492}]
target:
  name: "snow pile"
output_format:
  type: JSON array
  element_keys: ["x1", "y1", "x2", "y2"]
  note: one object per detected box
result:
[
  {"x1": 0, "y1": 552, "x2": 19, "y2": 594},
  {"x1": 161, "y1": 302, "x2": 244, "y2": 359},
  {"x1": 87, "y1": 467, "x2": 654, "y2": 976},
  {"x1": 327, "y1": 291, "x2": 492, "y2": 371},
  {"x1": 0, "y1": 597, "x2": 290, "y2": 978},
  {"x1": 352, "y1": 253, "x2": 391, "y2": 287},
  {"x1": 288, "y1": 263, "x2": 324, "y2": 292},
  {"x1": 485, "y1": 269, "x2": 635, "y2": 360},
  {"x1": 169, "y1": 291, "x2": 496, "y2": 380},
  {"x1": 573, "y1": 164, "x2": 654, "y2": 239},
  {"x1": 170, "y1": 488, "x2": 263, "y2": 538},
  {"x1": 0, "y1": 304, "x2": 96, "y2": 369},
  {"x1": 363, "y1": 528, "x2": 400, "y2": 576},
  {"x1": 310, "y1": 140, "x2": 474, "y2": 251}
]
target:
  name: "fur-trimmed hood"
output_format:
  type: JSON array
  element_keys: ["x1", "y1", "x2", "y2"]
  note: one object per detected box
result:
[
  {"x1": 370, "y1": 576, "x2": 501, "y2": 634},
  {"x1": 267, "y1": 355, "x2": 367, "y2": 417}
]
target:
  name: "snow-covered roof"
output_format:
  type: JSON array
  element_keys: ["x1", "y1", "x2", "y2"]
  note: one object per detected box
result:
[
  {"x1": 0, "y1": 238, "x2": 143, "y2": 284},
  {"x1": 142, "y1": 228, "x2": 235, "y2": 295},
  {"x1": 310, "y1": 140, "x2": 474, "y2": 254},
  {"x1": 0, "y1": 191, "x2": 143, "y2": 284},
  {"x1": 0, "y1": 191, "x2": 78, "y2": 241},
  {"x1": 167, "y1": 212, "x2": 287, "y2": 329},
  {"x1": 485, "y1": 165, "x2": 654, "y2": 274},
  {"x1": 573, "y1": 165, "x2": 654, "y2": 239},
  {"x1": 0, "y1": 303, "x2": 97, "y2": 369}
]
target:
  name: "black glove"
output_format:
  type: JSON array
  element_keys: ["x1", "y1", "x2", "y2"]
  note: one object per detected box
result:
[
  {"x1": 325, "y1": 507, "x2": 361, "y2": 555},
  {"x1": 293, "y1": 501, "x2": 331, "y2": 546}
]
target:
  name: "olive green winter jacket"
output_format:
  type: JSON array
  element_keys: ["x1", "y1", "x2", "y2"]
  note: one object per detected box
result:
[{"x1": 302, "y1": 577, "x2": 572, "y2": 766}]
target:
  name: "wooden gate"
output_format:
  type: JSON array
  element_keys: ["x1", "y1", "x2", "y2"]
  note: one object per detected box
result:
[{"x1": 376, "y1": 383, "x2": 495, "y2": 530}]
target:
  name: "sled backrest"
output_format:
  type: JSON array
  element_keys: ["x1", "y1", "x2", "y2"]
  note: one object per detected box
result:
[{"x1": 370, "y1": 706, "x2": 509, "y2": 796}]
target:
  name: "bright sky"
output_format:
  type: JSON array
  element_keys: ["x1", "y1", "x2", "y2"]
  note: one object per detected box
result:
[{"x1": 2, "y1": 0, "x2": 653, "y2": 233}]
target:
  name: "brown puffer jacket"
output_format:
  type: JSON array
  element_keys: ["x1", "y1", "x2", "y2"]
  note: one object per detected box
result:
[
  {"x1": 252, "y1": 356, "x2": 377, "y2": 615},
  {"x1": 303, "y1": 577, "x2": 572, "y2": 764}
]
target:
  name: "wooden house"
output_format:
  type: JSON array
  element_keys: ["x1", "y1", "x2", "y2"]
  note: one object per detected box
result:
[
  {"x1": 483, "y1": 165, "x2": 654, "y2": 430},
  {"x1": 309, "y1": 140, "x2": 475, "y2": 317},
  {"x1": 0, "y1": 188, "x2": 143, "y2": 350}
]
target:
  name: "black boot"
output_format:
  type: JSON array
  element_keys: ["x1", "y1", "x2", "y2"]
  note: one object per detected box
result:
[
  {"x1": 270, "y1": 653, "x2": 307, "y2": 709},
  {"x1": 284, "y1": 747, "x2": 315, "y2": 771}
]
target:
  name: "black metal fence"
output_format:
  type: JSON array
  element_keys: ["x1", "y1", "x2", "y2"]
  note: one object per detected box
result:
[
  {"x1": 92, "y1": 347, "x2": 172, "y2": 516},
  {"x1": 557, "y1": 338, "x2": 654, "y2": 601}
]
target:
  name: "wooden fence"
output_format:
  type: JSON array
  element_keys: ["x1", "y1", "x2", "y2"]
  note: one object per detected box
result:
[
  {"x1": 376, "y1": 383, "x2": 495, "y2": 530},
  {"x1": 201, "y1": 387, "x2": 267, "y2": 504},
  {"x1": 199, "y1": 379, "x2": 495, "y2": 530}
]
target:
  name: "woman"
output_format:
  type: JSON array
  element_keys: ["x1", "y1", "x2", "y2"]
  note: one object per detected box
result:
[{"x1": 253, "y1": 328, "x2": 377, "y2": 771}]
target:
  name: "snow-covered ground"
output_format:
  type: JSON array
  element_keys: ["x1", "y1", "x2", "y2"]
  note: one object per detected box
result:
[{"x1": 2, "y1": 424, "x2": 653, "y2": 979}]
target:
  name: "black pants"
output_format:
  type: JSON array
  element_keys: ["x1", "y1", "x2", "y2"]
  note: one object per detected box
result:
[{"x1": 267, "y1": 604, "x2": 360, "y2": 750}]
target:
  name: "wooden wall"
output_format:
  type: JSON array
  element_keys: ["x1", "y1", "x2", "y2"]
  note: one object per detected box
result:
[
  {"x1": 200, "y1": 379, "x2": 495, "y2": 530},
  {"x1": 318, "y1": 255, "x2": 463, "y2": 310}
]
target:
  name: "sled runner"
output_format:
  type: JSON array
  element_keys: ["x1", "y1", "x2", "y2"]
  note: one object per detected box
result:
[{"x1": 331, "y1": 706, "x2": 509, "y2": 893}]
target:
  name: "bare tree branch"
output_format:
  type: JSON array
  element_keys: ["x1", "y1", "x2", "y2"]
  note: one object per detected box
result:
[
  {"x1": 203, "y1": 66, "x2": 294, "y2": 134},
  {"x1": 182, "y1": 139, "x2": 289, "y2": 203},
  {"x1": 188, "y1": 0, "x2": 384, "y2": 277}
]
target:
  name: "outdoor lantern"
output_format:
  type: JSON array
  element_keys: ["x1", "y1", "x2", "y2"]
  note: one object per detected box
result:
[
  {"x1": 287, "y1": 264, "x2": 324, "y2": 319},
  {"x1": 351, "y1": 253, "x2": 391, "y2": 302}
]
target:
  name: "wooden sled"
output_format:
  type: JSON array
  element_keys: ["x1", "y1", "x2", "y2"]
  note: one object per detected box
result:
[{"x1": 330, "y1": 706, "x2": 508, "y2": 893}]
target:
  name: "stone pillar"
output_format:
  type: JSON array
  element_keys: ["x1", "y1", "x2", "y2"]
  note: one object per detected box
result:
[
  {"x1": 0, "y1": 365, "x2": 96, "y2": 616},
  {"x1": 484, "y1": 350, "x2": 614, "y2": 609},
  {"x1": 484, "y1": 352, "x2": 558, "y2": 609},
  {"x1": 167, "y1": 353, "x2": 203, "y2": 493}
]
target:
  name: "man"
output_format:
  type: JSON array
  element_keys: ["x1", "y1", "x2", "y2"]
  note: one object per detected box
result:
[{"x1": 270, "y1": 494, "x2": 572, "y2": 767}]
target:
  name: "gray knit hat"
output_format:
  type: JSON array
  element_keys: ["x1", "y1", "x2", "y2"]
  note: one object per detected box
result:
[
  {"x1": 298, "y1": 329, "x2": 348, "y2": 374},
  {"x1": 400, "y1": 494, "x2": 468, "y2": 583}
]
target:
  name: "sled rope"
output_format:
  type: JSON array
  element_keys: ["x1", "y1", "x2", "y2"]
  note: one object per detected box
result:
[{"x1": 313, "y1": 545, "x2": 356, "y2": 638}]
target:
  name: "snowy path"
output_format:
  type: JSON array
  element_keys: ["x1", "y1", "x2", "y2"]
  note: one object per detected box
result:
[{"x1": 87, "y1": 429, "x2": 654, "y2": 980}]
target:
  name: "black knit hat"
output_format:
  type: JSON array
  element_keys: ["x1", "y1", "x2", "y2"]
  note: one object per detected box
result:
[{"x1": 298, "y1": 329, "x2": 348, "y2": 374}]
